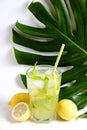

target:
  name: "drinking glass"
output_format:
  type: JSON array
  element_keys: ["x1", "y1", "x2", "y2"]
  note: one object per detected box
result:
[{"x1": 26, "y1": 65, "x2": 62, "y2": 123}]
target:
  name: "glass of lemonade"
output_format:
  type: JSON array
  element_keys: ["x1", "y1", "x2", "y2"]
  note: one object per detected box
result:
[{"x1": 26, "y1": 65, "x2": 62, "y2": 123}]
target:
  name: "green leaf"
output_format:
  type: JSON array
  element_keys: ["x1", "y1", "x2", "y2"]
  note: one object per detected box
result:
[
  {"x1": 13, "y1": 29, "x2": 62, "y2": 52},
  {"x1": 12, "y1": 1, "x2": 87, "y2": 110},
  {"x1": 71, "y1": 92, "x2": 87, "y2": 110},
  {"x1": 20, "y1": 74, "x2": 27, "y2": 88},
  {"x1": 28, "y1": 2, "x2": 58, "y2": 28}
]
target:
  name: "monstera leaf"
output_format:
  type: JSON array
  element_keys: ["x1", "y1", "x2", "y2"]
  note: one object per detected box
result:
[{"x1": 12, "y1": 0, "x2": 87, "y2": 110}]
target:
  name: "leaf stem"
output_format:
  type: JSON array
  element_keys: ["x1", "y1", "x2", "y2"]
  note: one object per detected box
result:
[{"x1": 52, "y1": 44, "x2": 65, "y2": 74}]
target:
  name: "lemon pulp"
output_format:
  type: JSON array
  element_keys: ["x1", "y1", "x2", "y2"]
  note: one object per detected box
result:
[{"x1": 12, "y1": 102, "x2": 30, "y2": 122}]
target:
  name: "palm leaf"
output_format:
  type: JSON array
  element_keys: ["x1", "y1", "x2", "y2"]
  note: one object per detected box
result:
[{"x1": 12, "y1": 0, "x2": 87, "y2": 110}]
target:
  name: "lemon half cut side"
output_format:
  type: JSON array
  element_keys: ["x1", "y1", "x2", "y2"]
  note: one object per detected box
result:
[{"x1": 12, "y1": 102, "x2": 30, "y2": 122}]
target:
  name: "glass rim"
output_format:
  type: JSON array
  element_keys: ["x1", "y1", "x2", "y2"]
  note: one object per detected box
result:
[{"x1": 26, "y1": 65, "x2": 62, "y2": 77}]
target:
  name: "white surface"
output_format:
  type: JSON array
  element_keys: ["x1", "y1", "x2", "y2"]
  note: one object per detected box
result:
[{"x1": 0, "y1": 0, "x2": 87, "y2": 130}]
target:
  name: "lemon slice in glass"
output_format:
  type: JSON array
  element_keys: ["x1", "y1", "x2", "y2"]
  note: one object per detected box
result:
[{"x1": 12, "y1": 102, "x2": 30, "y2": 122}]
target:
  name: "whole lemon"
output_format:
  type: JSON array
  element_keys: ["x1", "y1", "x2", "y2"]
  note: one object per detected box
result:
[
  {"x1": 8, "y1": 92, "x2": 30, "y2": 108},
  {"x1": 57, "y1": 99, "x2": 78, "y2": 121}
]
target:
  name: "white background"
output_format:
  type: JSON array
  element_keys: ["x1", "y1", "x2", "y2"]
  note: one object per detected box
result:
[{"x1": 0, "y1": 0, "x2": 87, "y2": 129}]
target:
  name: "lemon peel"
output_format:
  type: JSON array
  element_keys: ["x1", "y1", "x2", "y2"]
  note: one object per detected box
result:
[
  {"x1": 8, "y1": 92, "x2": 29, "y2": 107},
  {"x1": 57, "y1": 99, "x2": 78, "y2": 121}
]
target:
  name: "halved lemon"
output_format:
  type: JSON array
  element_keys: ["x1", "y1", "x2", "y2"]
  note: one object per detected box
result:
[{"x1": 11, "y1": 102, "x2": 30, "y2": 122}]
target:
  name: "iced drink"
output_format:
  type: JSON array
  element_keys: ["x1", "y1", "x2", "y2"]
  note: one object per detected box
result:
[{"x1": 26, "y1": 66, "x2": 61, "y2": 123}]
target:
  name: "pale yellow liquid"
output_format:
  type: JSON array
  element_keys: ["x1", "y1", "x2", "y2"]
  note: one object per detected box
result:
[{"x1": 27, "y1": 69, "x2": 61, "y2": 122}]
